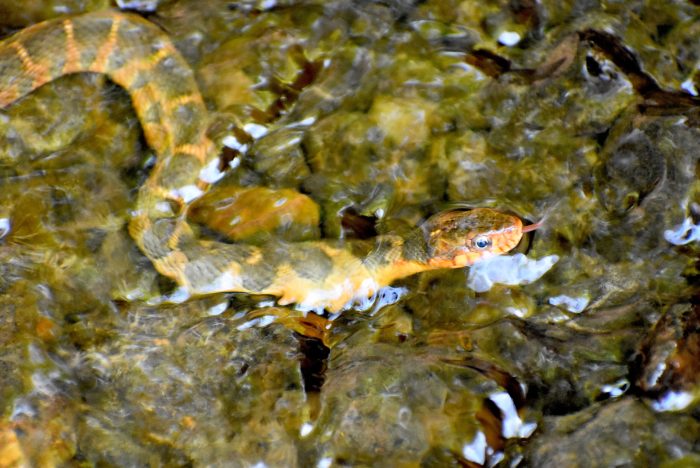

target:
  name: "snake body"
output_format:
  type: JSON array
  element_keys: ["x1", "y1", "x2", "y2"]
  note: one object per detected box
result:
[{"x1": 0, "y1": 11, "x2": 526, "y2": 312}]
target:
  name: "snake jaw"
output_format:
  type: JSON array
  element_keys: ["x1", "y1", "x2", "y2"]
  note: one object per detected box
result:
[{"x1": 426, "y1": 248, "x2": 495, "y2": 269}]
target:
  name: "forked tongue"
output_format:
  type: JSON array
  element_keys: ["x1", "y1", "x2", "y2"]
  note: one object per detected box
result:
[{"x1": 521, "y1": 219, "x2": 543, "y2": 233}]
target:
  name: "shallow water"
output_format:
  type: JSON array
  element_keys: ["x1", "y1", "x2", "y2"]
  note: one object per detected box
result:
[{"x1": 1, "y1": 0, "x2": 699, "y2": 466}]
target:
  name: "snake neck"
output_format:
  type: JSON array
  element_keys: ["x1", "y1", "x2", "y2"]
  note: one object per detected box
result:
[{"x1": 362, "y1": 227, "x2": 434, "y2": 286}]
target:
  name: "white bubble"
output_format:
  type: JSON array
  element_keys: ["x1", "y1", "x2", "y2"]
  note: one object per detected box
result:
[
  {"x1": 207, "y1": 302, "x2": 228, "y2": 316},
  {"x1": 0, "y1": 217, "x2": 11, "y2": 239},
  {"x1": 243, "y1": 123, "x2": 269, "y2": 139},
  {"x1": 548, "y1": 294, "x2": 589, "y2": 313},
  {"x1": 300, "y1": 422, "x2": 314, "y2": 437},
  {"x1": 462, "y1": 431, "x2": 487, "y2": 465},
  {"x1": 652, "y1": 390, "x2": 694, "y2": 412},
  {"x1": 664, "y1": 217, "x2": 700, "y2": 245},
  {"x1": 172, "y1": 184, "x2": 204, "y2": 203},
  {"x1": 498, "y1": 31, "x2": 521, "y2": 46}
]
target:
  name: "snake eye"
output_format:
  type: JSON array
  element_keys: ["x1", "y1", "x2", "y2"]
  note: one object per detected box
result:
[{"x1": 472, "y1": 235, "x2": 492, "y2": 250}]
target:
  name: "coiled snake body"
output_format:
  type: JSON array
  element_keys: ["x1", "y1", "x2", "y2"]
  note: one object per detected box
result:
[{"x1": 0, "y1": 11, "x2": 528, "y2": 312}]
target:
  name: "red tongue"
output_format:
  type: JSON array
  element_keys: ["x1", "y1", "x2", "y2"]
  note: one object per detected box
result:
[{"x1": 521, "y1": 220, "x2": 543, "y2": 233}]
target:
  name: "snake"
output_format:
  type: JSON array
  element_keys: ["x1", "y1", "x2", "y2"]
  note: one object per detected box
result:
[{"x1": 0, "y1": 11, "x2": 534, "y2": 313}]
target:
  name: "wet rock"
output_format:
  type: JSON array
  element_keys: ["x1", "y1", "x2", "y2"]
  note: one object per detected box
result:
[
  {"x1": 592, "y1": 115, "x2": 699, "y2": 261},
  {"x1": 465, "y1": 317, "x2": 635, "y2": 415},
  {"x1": 249, "y1": 128, "x2": 311, "y2": 188},
  {"x1": 524, "y1": 398, "x2": 700, "y2": 466},
  {"x1": 74, "y1": 310, "x2": 306, "y2": 466},
  {"x1": 312, "y1": 342, "x2": 535, "y2": 466},
  {"x1": 596, "y1": 128, "x2": 665, "y2": 215},
  {"x1": 190, "y1": 185, "x2": 320, "y2": 243}
]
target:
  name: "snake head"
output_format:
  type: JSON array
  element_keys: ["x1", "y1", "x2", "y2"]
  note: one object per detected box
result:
[{"x1": 422, "y1": 208, "x2": 525, "y2": 268}]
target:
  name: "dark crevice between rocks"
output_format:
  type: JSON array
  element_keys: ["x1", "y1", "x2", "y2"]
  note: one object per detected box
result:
[
  {"x1": 440, "y1": 356, "x2": 527, "y2": 409},
  {"x1": 296, "y1": 333, "x2": 330, "y2": 394},
  {"x1": 340, "y1": 207, "x2": 379, "y2": 239},
  {"x1": 465, "y1": 49, "x2": 513, "y2": 78},
  {"x1": 296, "y1": 333, "x2": 330, "y2": 421},
  {"x1": 255, "y1": 45, "x2": 325, "y2": 123}
]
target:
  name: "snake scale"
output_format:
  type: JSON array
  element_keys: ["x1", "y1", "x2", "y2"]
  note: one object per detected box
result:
[{"x1": 0, "y1": 11, "x2": 530, "y2": 312}]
